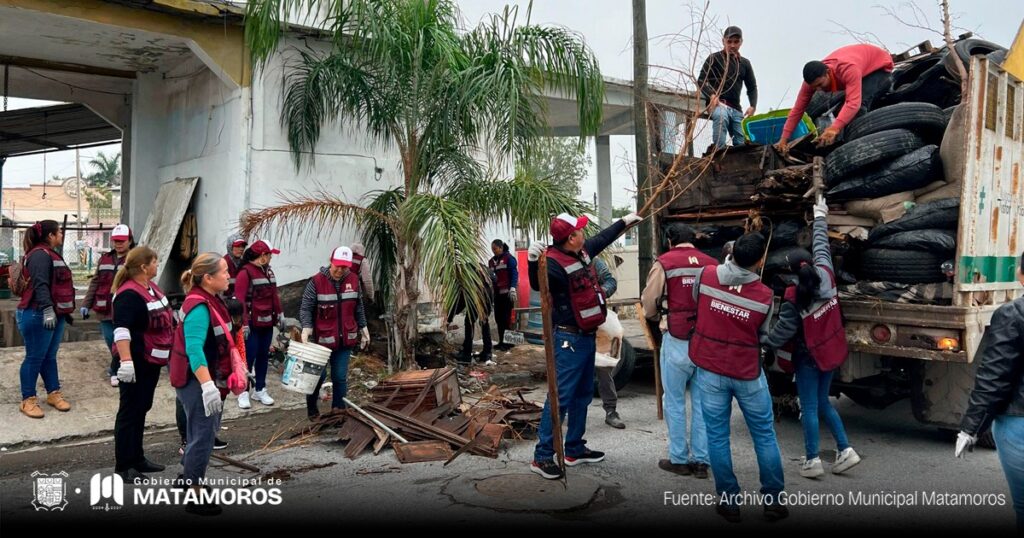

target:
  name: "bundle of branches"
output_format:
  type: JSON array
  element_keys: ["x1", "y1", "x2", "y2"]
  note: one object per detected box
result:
[{"x1": 752, "y1": 164, "x2": 814, "y2": 205}]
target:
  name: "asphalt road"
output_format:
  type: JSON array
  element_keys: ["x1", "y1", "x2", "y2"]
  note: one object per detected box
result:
[{"x1": 0, "y1": 365, "x2": 1014, "y2": 532}]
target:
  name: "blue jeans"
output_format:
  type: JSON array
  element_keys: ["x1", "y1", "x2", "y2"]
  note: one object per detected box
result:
[
  {"x1": 534, "y1": 330, "x2": 596, "y2": 462},
  {"x1": 17, "y1": 308, "x2": 67, "y2": 400},
  {"x1": 993, "y1": 415, "x2": 1024, "y2": 530},
  {"x1": 661, "y1": 334, "x2": 707, "y2": 465},
  {"x1": 307, "y1": 346, "x2": 353, "y2": 415},
  {"x1": 794, "y1": 353, "x2": 850, "y2": 459},
  {"x1": 245, "y1": 325, "x2": 274, "y2": 391},
  {"x1": 711, "y1": 104, "x2": 745, "y2": 148},
  {"x1": 696, "y1": 367, "x2": 785, "y2": 503},
  {"x1": 176, "y1": 376, "x2": 222, "y2": 484}
]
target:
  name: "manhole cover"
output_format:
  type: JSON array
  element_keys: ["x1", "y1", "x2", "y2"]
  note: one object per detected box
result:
[{"x1": 445, "y1": 472, "x2": 600, "y2": 512}]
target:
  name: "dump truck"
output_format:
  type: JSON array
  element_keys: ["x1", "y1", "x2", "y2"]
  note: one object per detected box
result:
[{"x1": 654, "y1": 53, "x2": 1023, "y2": 435}]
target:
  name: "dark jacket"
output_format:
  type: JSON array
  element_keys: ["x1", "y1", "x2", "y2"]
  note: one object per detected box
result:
[
  {"x1": 528, "y1": 220, "x2": 626, "y2": 327},
  {"x1": 698, "y1": 51, "x2": 758, "y2": 111},
  {"x1": 960, "y1": 297, "x2": 1024, "y2": 436},
  {"x1": 764, "y1": 217, "x2": 833, "y2": 354}
]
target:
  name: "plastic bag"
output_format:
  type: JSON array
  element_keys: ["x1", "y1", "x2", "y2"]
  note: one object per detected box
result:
[{"x1": 595, "y1": 310, "x2": 623, "y2": 368}]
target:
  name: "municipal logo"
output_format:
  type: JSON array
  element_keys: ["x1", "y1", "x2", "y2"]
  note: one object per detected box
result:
[
  {"x1": 31, "y1": 471, "x2": 69, "y2": 511},
  {"x1": 90, "y1": 473, "x2": 125, "y2": 511}
]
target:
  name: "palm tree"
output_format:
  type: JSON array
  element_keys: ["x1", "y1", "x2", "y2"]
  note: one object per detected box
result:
[
  {"x1": 87, "y1": 151, "x2": 121, "y2": 187},
  {"x1": 242, "y1": 0, "x2": 604, "y2": 367}
]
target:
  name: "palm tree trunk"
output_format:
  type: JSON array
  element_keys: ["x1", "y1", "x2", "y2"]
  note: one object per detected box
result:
[{"x1": 391, "y1": 238, "x2": 421, "y2": 370}]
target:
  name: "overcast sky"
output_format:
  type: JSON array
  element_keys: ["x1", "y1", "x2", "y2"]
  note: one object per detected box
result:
[{"x1": 4, "y1": 0, "x2": 1022, "y2": 210}]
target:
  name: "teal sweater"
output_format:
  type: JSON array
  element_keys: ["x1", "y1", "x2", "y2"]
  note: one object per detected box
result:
[{"x1": 183, "y1": 304, "x2": 211, "y2": 373}]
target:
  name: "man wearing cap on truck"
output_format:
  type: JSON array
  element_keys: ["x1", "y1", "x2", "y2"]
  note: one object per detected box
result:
[
  {"x1": 698, "y1": 25, "x2": 758, "y2": 149},
  {"x1": 299, "y1": 247, "x2": 369, "y2": 420},
  {"x1": 776, "y1": 43, "x2": 894, "y2": 151},
  {"x1": 526, "y1": 211, "x2": 641, "y2": 480},
  {"x1": 82, "y1": 224, "x2": 135, "y2": 387}
]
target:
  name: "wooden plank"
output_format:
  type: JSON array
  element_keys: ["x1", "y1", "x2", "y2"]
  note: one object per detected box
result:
[
  {"x1": 364, "y1": 403, "x2": 492, "y2": 457},
  {"x1": 537, "y1": 254, "x2": 566, "y2": 476},
  {"x1": 393, "y1": 440, "x2": 454, "y2": 463},
  {"x1": 635, "y1": 303, "x2": 663, "y2": 420}
]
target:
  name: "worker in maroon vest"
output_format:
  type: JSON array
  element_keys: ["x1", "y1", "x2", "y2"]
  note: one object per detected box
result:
[
  {"x1": 110, "y1": 246, "x2": 174, "y2": 481},
  {"x1": 223, "y1": 234, "x2": 247, "y2": 299},
  {"x1": 764, "y1": 197, "x2": 860, "y2": 480},
  {"x1": 641, "y1": 223, "x2": 717, "y2": 479},
  {"x1": 234, "y1": 240, "x2": 283, "y2": 409},
  {"x1": 526, "y1": 211, "x2": 640, "y2": 480},
  {"x1": 83, "y1": 223, "x2": 135, "y2": 387},
  {"x1": 489, "y1": 239, "x2": 519, "y2": 350},
  {"x1": 299, "y1": 246, "x2": 369, "y2": 419},
  {"x1": 17, "y1": 220, "x2": 74, "y2": 419},
  {"x1": 690, "y1": 232, "x2": 788, "y2": 523}
]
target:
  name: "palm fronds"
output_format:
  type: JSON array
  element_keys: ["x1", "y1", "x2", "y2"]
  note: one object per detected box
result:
[{"x1": 239, "y1": 189, "x2": 394, "y2": 246}]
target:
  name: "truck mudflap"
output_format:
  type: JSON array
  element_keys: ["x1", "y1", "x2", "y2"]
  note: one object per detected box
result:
[{"x1": 909, "y1": 359, "x2": 978, "y2": 428}]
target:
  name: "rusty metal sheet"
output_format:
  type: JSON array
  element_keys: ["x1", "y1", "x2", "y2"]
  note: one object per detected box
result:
[
  {"x1": 393, "y1": 441, "x2": 453, "y2": 463},
  {"x1": 137, "y1": 177, "x2": 199, "y2": 292}
]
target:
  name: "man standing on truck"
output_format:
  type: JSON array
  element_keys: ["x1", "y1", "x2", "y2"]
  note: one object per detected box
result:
[
  {"x1": 526, "y1": 212, "x2": 640, "y2": 480},
  {"x1": 698, "y1": 26, "x2": 758, "y2": 150},
  {"x1": 642, "y1": 223, "x2": 716, "y2": 479},
  {"x1": 690, "y1": 232, "x2": 788, "y2": 523},
  {"x1": 775, "y1": 43, "x2": 894, "y2": 151},
  {"x1": 956, "y1": 251, "x2": 1024, "y2": 530}
]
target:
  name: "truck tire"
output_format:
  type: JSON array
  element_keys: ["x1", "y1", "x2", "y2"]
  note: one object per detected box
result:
[
  {"x1": 806, "y1": 90, "x2": 844, "y2": 119},
  {"x1": 859, "y1": 249, "x2": 947, "y2": 284},
  {"x1": 594, "y1": 339, "x2": 636, "y2": 395},
  {"x1": 844, "y1": 103, "x2": 947, "y2": 142},
  {"x1": 827, "y1": 144, "x2": 941, "y2": 197},
  {"x1": 824, "y1": 129, "x2": 924, "y2": 185},
  {"x1": 944, "y1": 38, "x2": 1006, "y2": 80}
]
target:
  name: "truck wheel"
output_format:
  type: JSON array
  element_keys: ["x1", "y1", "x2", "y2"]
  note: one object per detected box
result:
[
  {"x1": 824, "y1": 129, "x2": 925, "y2": 185},
  {"x1": 944, "y1": 38, "x2": 1005, "y2": 80},
  {"x1": 859, "y1": 248, "x2": 948, "y2": 284},
  {"x1": 594, "y1": 339, "x2": 636, "y2": 396},
  {"x1": 844, "y1": 102, "x2": 947, "y2": 142}
]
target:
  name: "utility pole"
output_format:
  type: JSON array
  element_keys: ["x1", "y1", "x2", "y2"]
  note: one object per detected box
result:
[{"x1": 633, "y1": 0, "x2": 653, "y2": 287}]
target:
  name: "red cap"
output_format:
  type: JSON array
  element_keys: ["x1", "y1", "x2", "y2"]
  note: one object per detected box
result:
[
  {"x1": 232, "y1": 238, "x2": 248, "y2": 247},
  {"x1": 330, "y1": 246, "x2": 353, "y2": 267},
  {"x1": 251, "y1": 240, "x2": 280, "y2": 255},
  {"x1": 111, "y1": 224, "x2": 131, "y2": 241},
  {"x1": 549, "y1": 213, "x2": 588, "y2": 243}
]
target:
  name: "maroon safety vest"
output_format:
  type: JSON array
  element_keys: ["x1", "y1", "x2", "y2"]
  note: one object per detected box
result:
[
  {"x1": 545, "y1": 247, "x2": 607, "y2": 332},
  {"x1": 689, "y1": 266, "x2": 773, "y2": 380},
  {"x1": 351, "y1": 253, "x2": 365, "y2": 276},
  {"x1": 169, "y1": 287, "x2": 233, "y2": 388},
  {"x1": 91, "y1": 251, "x2": 124, "y2": 314},
  {"x1": 241, "y1": 263, "x2": 279, "y2": 328},
  {"x1": 489, "y1": 252, "x2": 514, "y2": 294},
  {"x1": 18, "y1": 246, "x2": 76, "y2": 315},
  {"x1": 778, "y1": 266, "x2": 848, "y2": 372},
  {"x1": 111, "y1": 280, "x2": 175, "y2": 365},
  {"x1": 311, "y1": 270, "x2": 360, "y2": 349},
  {"x1": 659, "y1": 246, "x2": 717, "y2": 340},
  {"x1": 224, "y1": 254, "x2": 243, "y2": 297}
]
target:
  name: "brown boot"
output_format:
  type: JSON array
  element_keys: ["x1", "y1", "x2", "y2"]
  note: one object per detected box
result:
[
  {"x1": 46, "y1": 390, "x2": 71, "y2": 412},
  {"x1": 20, "y1": 396, "x2": 44, "y2": 419}
]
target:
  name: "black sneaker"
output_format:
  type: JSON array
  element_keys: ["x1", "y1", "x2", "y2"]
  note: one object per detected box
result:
[
  {"x1": 213, "y1": 438, "x2": 228, "y2": 450},
  {"x1": 658, "y1": 459, "x2": 692, "y2": 476},
  {"x1": 716, "y1": 503, "x2": 741, "y2": 523},
  {"x1": 116, "y1": 468, "x2": 147, "y2": 483},
  {"x1": 689, "y1": 462, "x2": 709, "y2": 479},
  {"x1": 764, "y1": 499, "x2": 790, "y2": 522},
  {"x1": 185, "y1": 498, "x2": 222, "y2": 517},
  {"x1": 565, "y1": 449, "x2": 605, "y2": 466},
  {"x1": 605, "y1": 411, "x2": 625, "y2": 429},
  {"x1": 134, "y1": 458, "x2": 165, "y2": 473},
  {"x1": 530, "y1": 460, "x2": 564, "y2": 480}
]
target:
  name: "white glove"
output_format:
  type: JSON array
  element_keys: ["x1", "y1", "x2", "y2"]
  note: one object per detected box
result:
[
  {"x1": 813, "y1": 195, "x2": 829, "y2": 220},
  {"x1": 80, "y1": 307, "x2": 90, "y2": 319},
  {"x1": 360, "y1": 327, "x2": 370, "y2": 350},
  {"x1": 116, "y1": 360, "x2": 136, "y2": 383},
  {"x1": 243, "y1": 326, "x2": 251, "y2": 340},
  {"x1": 620, "y1": 212, "x2": 642, "y2": 226},
  {"x1": 301, "y1": 328, "x2": 313, "y2": 343},
  {"x1": 954, "y1": 431, "x2": 977, "y2": 458},
  {"x1": 527, "y1": 240, "x2": 546, "y2": 262},
  {"x1": 42, "y1": 307, "x2": 57, "y2": 330},
  {"x1": 509, "y1": 288, "x2": 518, "y2": 304},
  {"x1": 201, "y1": 381, "x2": 223, "y2": 417}
]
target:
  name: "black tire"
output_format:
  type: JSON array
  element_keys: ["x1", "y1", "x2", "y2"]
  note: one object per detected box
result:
[
  {"x1": 827, "y1": 144, "x2": 941, "y2": 197},
  {"x1": 805, "y1": 90, "x2": 844, "y2": 119},
  {"x1": 870, "y1": 229, "x2": 957, "y2": 256},
  {"x1": 891, "y1": 54, "x2": 945, "y2": 90},
  {"x1": 594, "y1": 339, "x2": 636, "y2": 395},
  {"x1": 945, "y1": 38, "x2": 1006, "y2": 80},
  {"x1": 868, "y1": 197, "x2": 960, "y2": 242},
  {"x1": 844, "y1": 102, "x2": 946, "y2": 142},
  {"x1": 859, "y1": 248, "x2": 947, "y2": 284},
  {"x1": 824, "y1": 129, "x2": 925, "y2": 185}
]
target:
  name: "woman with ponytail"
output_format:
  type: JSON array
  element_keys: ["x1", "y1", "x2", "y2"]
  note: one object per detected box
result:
[
  {"x1": 110, "y1": 246, "x2": 173, "y2": 481},
  {"x1": 765, "y1": 196, "x2": 860, "y2": 480},
  {"x1": 488, "y1": 239, "x2": 518, "y2": 351},
  {"x1": 17, "y1": 220, "x2": 73, "y2": 419}
]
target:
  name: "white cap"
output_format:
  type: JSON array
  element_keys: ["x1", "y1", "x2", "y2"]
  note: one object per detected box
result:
[
  {"x1": 111, "y1": 224, "x2": 131, "y2": 241},
  {"x1": 330, "y1": 246, "x2": 353, "y2": 267}
]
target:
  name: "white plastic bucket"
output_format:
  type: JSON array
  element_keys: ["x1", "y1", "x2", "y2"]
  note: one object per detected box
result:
[{"x1": 280, "y1": 341, "x2": 332, "y2": 395}]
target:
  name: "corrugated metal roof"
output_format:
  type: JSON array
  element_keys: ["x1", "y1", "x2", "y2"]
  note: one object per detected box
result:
[{"x1": 0, "y1": 103, "x2": 121, "y2": 158}]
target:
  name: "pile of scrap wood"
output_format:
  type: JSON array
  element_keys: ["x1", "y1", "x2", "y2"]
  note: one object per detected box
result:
[{"x1": 328, "y1": 367, "x2": 543, "y2": 464}]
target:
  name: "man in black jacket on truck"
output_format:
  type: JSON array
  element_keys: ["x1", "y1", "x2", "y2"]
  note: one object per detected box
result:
[{"x1": 957, "y1": 251, "x2": 1024, "y2": 530}]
